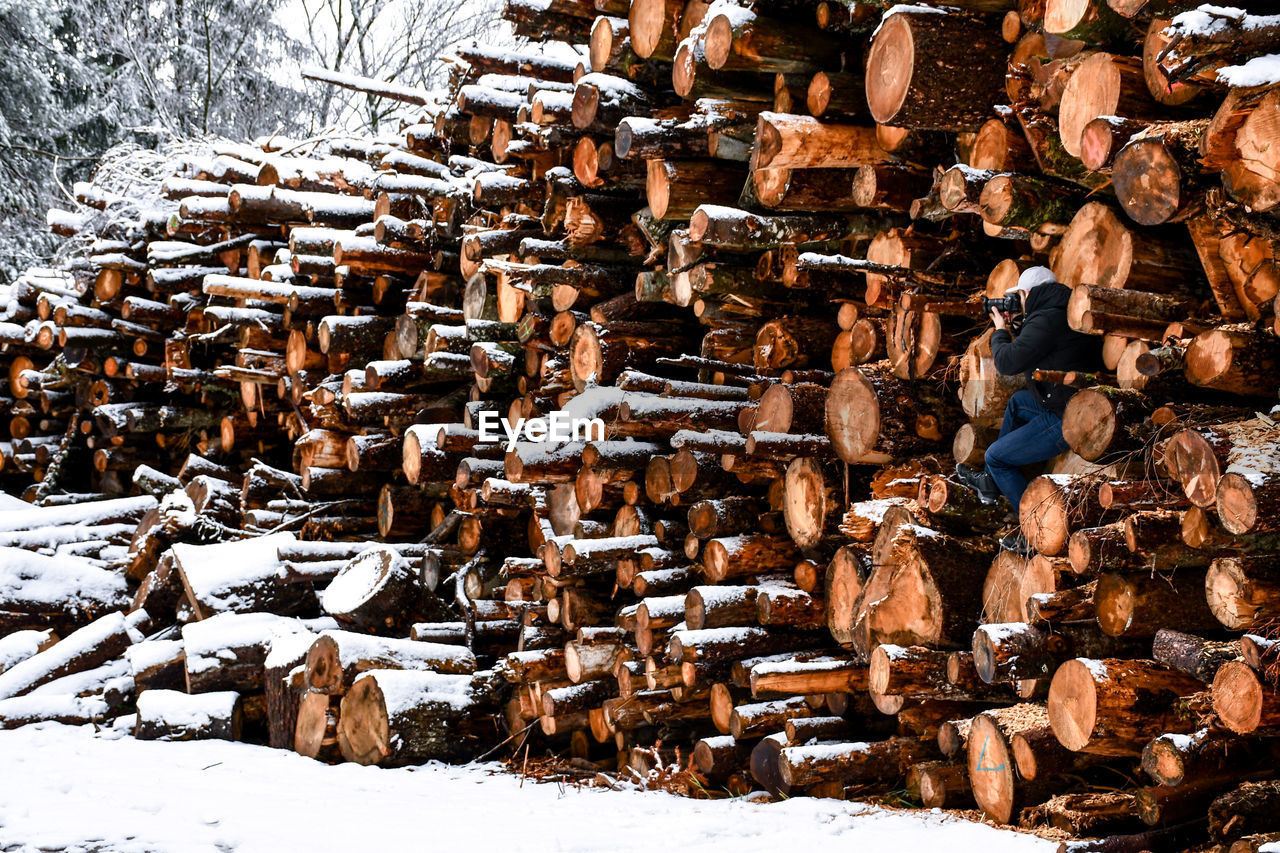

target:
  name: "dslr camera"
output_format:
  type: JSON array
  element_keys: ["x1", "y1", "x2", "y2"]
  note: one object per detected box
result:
[{"x1": 982, "y1": 294, "x2": 1022, "y2": 315}]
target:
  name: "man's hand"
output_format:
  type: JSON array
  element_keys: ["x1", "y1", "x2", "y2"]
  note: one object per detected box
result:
[{"x1": 989, "y1": 308, "x2": 1007, "y2": 331}]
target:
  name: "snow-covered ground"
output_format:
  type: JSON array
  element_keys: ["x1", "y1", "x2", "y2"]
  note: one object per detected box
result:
[{"x1": 0, "y1": 724, "x2": 1057, "y2": 853}]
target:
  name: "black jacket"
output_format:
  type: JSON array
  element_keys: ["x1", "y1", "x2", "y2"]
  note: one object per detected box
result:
[{"x1": 990, "y1": 282, "x2": 1103, "y2": 415}]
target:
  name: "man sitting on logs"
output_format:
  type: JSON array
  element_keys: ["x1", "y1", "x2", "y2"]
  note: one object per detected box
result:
[{"x1": 957, "y1": 267, "x2": 1103, "y2": 555}]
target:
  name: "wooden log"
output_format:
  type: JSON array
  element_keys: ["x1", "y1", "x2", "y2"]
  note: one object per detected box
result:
[
  {"x1": 1020, "y1": 474, "x2": 1115, "y2": 557},
  {"x1": 870, "y1": 644, "x2": 1010, "y2": 700},
  {"x1": 749, "y1": 658, "x2": 868, "y2": 697},
  {"x1": 338, "y1": 669, "x2": 502, "y2": 765},
  {"x1": 171, "y1": 533, "x2": 316, "y2": 619},
  {"x1": 850, "y1": 522, "x2": 992, "y2": 653},
  {"x1": 1213, "y1": 658, "x2": 1280, "y2": 735},
  {"x1": 1095, "y1": 568, "x2": 1219, "y2": 638},
  {"x1": 1204, "y1": 88, "x2": 1280, "y2": 215},
  {"x1": 688, "y1": 205, "x2": 855, "y2": 248},
  {"x1": 702, "y1": 535, "x2": 800, "y2": 582},
  {"x1": 1112, "y1": 121, "x2": 1209, "y2": 226},
  {"x1": 911, "y1": 758, "x2": 971, "y2": 808},
  {"x1": 136, "y1": 690, "x2": 243, "y2": 741},
  {"x1": 730, "y1": 695, "x2": 818, "y2": 739},
  {"x1": 704, "y1": 6, "x2": 842, "y2": 74},
  {"x1": 1026, "y1": 792, "x2": 1143, "y2": 837},
  {"x1": 1048, "y1": 658, "x2": 1203, "y2": 755},
  {"x1": 972, "y1": 619, "x2": 1146, "y2": 684},
  {"x1": 668, "y1": 626, "x2": 820, "y2": 665},
  {"x1": 781, "y1": 457, "x2": 841, "y2": 550},
  {"x1": 646, "y1": 159, "x2": 747, "y2": 220},
  {"x1": 959, "y1": 329, "x2": 1025, "y2": 424},
  {"x1": 927, "y1": 475, "x2": 1011, "y2": 535},
  {"x1": 1207, "y1": 556, "x2": 1280, "y2": 631},
  {"x1": 0, "y1": 611, "x2": 132, "y2": 701},
  {"x1": 967, "y1": 704, "x2": 1060, "y2": 824},
  {"x1": 1209, "y1": 781, "x2": 1280, "y2": 844},
  {"x1": 1024, "y1": 579, "x2": 1096, "y2": 623},
  {"x1": 979, "y1": 173, "x2": 1082, "y2": 230},
  {"x1": 304, "y1": 629, "x2": 475, "y2": 695},
  {"x1": 865, "y1": 9, "x2": 1008, "y2": 131},
  {"x1": 753, "y1": 113, "x2": 891, "y2": 171},
  {"x1": 1054, "y1": 201, "x2": 1201, "y2": 293},
  {"x1": 1152, "y1": 629, "x2": 1238, "y2": 684},
  {"x1": 1218, "y1": 471, "x2": 1280, "y2": 537},
  {"x1": 1142, "y1": 727, "x2": 1261, "y2": 787},
  {"x1": 1185, "y1": 324, "x2": 1280, "y2": 396},
  {"x1": 1059, "y1": 53, "x2": 1162, "y2": 160},
  {"x1": 294, "y1": 690, "x2": 342, "y2": 761},
  {"x1": 825, "y1": 366, "x2": 957, "y2": 464},
  {"x1": 321, "y1": 546, "x2": 423, "y2": 635},
  {"x1": 779, "y1": 736, "x2": 938, "y2": 793},
  {"x1": 182, "y1": 612, "x2": 312, "y2": 693},
  {"x1": 0, "y1": 629, "x2": 58, "y2": 677}
]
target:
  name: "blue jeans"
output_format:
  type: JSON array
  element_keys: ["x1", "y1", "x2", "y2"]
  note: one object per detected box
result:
[{"x1": 985, "y1": 389, "x2": 1069, "y2": 509}]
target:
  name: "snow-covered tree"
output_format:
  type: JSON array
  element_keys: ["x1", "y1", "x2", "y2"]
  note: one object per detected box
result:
[
  {"x1": 88, "y1": 0, "x2": 313, "y2": 139},
  {"x1": 299, "y1": 0, "x2": 503, "y2": 132},
  {"x1": 0, "y1": 0, "x2": 312, "y2": 281},
  {"x1": 0, "y1": 0, "x2": 117, "y2": 279}
]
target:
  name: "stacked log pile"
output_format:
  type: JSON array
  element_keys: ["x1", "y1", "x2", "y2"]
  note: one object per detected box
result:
[{"x1": 5, "y1": 0, "x2": 1280, "y2": 846}]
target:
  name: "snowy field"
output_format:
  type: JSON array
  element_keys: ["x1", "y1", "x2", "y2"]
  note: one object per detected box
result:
[{"x1": 0, "y1": 723, "x2": 1057, "y2": 853}]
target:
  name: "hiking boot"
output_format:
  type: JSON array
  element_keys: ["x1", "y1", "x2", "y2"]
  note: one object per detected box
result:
[
  {"x1": 999, "y1": 530, "x2": 1033, "y2": 556},
  {"x1": 955, "y1": 463, "x2": 1000, "y2": 505}
]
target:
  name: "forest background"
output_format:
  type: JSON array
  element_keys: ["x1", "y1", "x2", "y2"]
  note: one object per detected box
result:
[{"x1": 0, "y1": 0, "x2": 520, "y2": 280}]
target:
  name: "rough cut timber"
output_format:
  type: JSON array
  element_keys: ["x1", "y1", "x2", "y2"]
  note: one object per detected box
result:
[{"x1": 4, "y1": 2, "x2": 1280, "y2": 845}]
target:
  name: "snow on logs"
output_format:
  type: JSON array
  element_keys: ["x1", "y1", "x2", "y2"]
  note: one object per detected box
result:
[
  {"x1": 5, "y1": 0, "x2": 1280, "y2": 842},
  {"x1": 135, "y1": 689, "x2": 244, "y2": 741}
]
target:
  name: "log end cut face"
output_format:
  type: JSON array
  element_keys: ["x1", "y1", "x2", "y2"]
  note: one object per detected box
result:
[
  {"x1": 703, "y1": 12, "x2": 734, "y2": 70},
  {"x1": 1047, "y1": 658, "x2": 1098, "y2": 752},
  {"x1": 402, "y1": 428, "x2": 426, "y2": 485},
  {"x1": 825, "y1": 545, "x2": 867, "y2": 647},
  {"x1": 887, "y1": 307, "x2": 942, "y2": 379},
  {"x1": 865, "y1": 14, "x2": 913, "y2": 126},
  {"x1": 1094, "y1": 573, "x2": 1136, "y2": 637},
  {"x1": 752, "y1": 168, "x2": 792, "y2": 210},
  {"x1": 1141, "y1": 18, "x2": 1201, "y2": 107},
  {"x1": 783, "y1": 457, "x2": 830, "y2": 550},
  {"x1": 1058, "y1": 53, "x2": 1123, "y2": 159},
  {"x1": 645, "y1": 159, "x2": 673, "y2": 220},
  {"x1": 1043, "y1": 0, "x2": 1090, "y2": 35},
  {"x1": 1019, "y1": 476, "x2": 1070, "y2": 556},
  {"x1": 1055, "y1": 202, "x2": 1131, "y2": 290},
  {"x1": 568, "y1": 324, "x2": 604, "y2": 392},
  {"x1": 1147, "y1": 738, "x2": 1186, "y2": 786},
  {"x1": 1166, "y1": 428, "x2": 1221, "y2": 508},
  {"x1": 868, "y1": 534, "x2": 944, "y2": 647},
  {"x1": 1230, "y1": 90, "x2": 1280, "y2": 214},
  {"x1": 1113, "y1": 139, "x2": 1183, "y2": 227},
  {"x1": 1213, "y1": 660, "x2": 1264, "y2": 734},
  {"x1": 322, "y1": 546, "x2": 407, "y2": 627},
  {"x1": 628, "y1": 0, "x2": 670, "y2": 59},
  {"x1": 981, "y1": 550, "x2": 1030, "y2": 624},
  {"x1": 338, "y1": 674, "x2": 392, "y2": 765},
  {"x1": 293, "y1": 691, "x2": 334, "y2": 759},
  {"x1": 1205, "y1": 557, "x2": 1257, "y2": 631},
  {"x1": 1061, "y1": 388, "x2": 1116, "y2": 462},
  {"x1": 967, "y1": 713, "x2": 1018, "y2": 824},
  {"x1": 304, "y1": 634, "x2": 342, "y2": 693},
  {"x1": 1184, "y1": 330, "x2": 1235, "y2": 394},
  {"x1": 755, "y1": 382, "x2": 797, "y2": 433},
  {"x1": 959, "y1": 329, "x2": 1021, "y2": 421},
  {"x1": 825, "y1": 367, "x2": 879, "y2": 464},
  {"x1": 1216, "y1": 472, "x2": 1258, "y2": 535}
]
